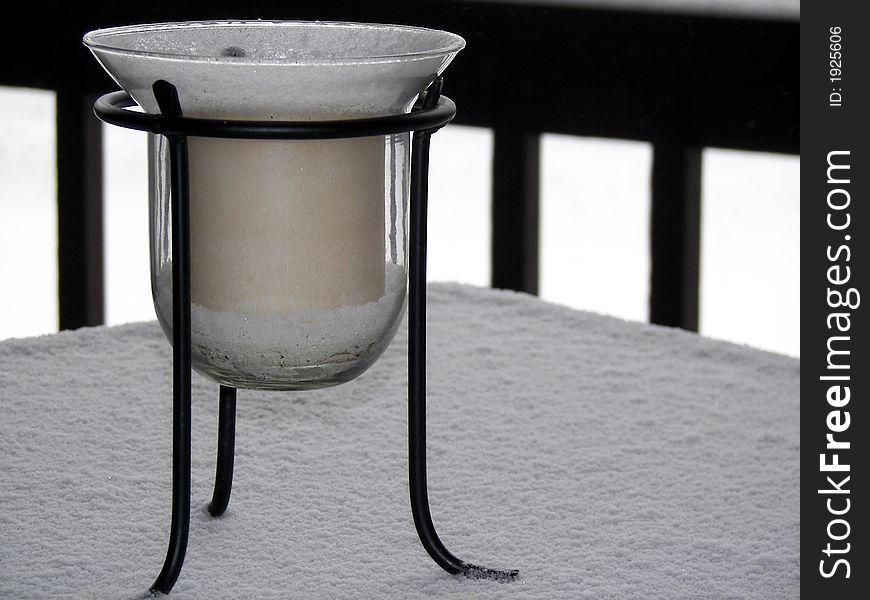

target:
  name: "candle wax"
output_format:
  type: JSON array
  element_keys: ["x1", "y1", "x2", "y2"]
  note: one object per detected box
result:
[{"x1": 187, "y1": 136, "x2": 386, "y2": 313}]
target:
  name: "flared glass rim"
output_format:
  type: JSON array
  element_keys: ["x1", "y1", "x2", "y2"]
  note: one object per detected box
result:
[{"x1": 82, "y1": 20, "x2": 466, "y2": 66}]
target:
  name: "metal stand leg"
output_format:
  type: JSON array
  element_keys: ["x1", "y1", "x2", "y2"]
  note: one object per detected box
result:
[
  {"x1": 208, "y1": 386, "x2": 238, "y2": 517},
  {"x1": 407, "y1": 80, "x2": 518, "y2": 581},
  {"x1": 149, "y1": 81, "x2": 192, "y2": 596}
]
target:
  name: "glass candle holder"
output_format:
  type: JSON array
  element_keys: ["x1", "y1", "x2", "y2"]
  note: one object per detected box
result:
[{"x1": 84, "y1": 20, "x2": 464, "y2": 390}]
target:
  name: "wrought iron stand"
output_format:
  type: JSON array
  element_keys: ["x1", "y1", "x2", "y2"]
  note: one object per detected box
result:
[{"x1": 94, "y1": 77, "x2": 517, "y2": 596}]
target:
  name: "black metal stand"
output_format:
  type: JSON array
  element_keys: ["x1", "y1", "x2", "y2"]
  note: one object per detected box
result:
[
  {"x1": 207, "y1": 385, "x2": 237, "y2": 518},
  {"x1": 94, "y1": 78, "x2": 516, "y2": 596}
]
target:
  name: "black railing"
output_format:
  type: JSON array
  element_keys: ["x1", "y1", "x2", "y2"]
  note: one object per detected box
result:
[{"x1": 5, "y1": 1, "x2": 799, "y2": 333}]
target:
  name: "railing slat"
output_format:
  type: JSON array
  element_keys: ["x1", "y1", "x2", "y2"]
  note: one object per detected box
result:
[
  {"x1": 491, "y1": 129, "x2": 540, "y2": 295},
  {"x1": 56, "y1": 88, "x2": 104, "y2": 330},
  {"x1": 650, "y1": 141, "x2": 702, "y2": 331}
]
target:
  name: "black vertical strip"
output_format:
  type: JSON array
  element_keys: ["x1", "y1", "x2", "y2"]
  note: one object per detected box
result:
[
  {"x1": 649, "y1": 141, "x2": 702, "y2": 331},
  {"x1": 802, "y1": 2, "x2": 868, "y2": 597},
  {"x1": 149, "y1": 81, "x2": 192, "y2": 596},
  {"x1": 208, "y1": 385, "x2": 237, "y2": 517},
  {"x1": 56, "y1": 88, "x2": 104, "y2": 330},
  {"x1": 491, "y1": 129, "x2": 540, "y2": 294}
]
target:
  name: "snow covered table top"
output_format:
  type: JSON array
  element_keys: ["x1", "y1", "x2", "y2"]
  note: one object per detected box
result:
[{"x1": 0, "y1": 284, "x2": 799, "y2": 599}]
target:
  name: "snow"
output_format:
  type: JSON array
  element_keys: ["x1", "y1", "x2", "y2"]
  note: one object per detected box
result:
[
  {"x1": 153, "y1": 263, "x2": 407, "y2": 389},
  {"x1": 0, "y1": 283, "x2": 799, "y2": 599}
]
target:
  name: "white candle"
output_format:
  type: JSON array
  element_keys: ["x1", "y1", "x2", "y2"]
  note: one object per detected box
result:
[{"x1": 187, "y1": 136, "x2": 386, "y2": 314}]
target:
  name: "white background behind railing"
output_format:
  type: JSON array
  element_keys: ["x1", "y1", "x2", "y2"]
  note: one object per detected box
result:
[{"x1": 0, "y1": 86, "x2": 799, "y2": 356}]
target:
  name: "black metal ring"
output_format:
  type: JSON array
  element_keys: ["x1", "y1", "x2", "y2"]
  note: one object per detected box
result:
[{"x1": 93, "y1": 90, "x2": 456, "y2": 139}]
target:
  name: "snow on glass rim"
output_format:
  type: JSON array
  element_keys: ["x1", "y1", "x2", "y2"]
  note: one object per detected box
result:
[{"x1": 82, "y1": 20, "x2": 466, "y2": 66}]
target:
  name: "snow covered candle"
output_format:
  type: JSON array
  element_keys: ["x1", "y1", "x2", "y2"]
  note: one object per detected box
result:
[{"x1": 84, "y1": 20, "x2": 464, "y2": 390}]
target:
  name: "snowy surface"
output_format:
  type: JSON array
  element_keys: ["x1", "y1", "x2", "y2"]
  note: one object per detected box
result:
[{"x1": 0, "y1": 283, "x2": 799, "y2": 599}]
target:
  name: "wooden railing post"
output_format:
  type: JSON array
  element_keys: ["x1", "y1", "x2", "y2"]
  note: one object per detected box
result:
[
  {"x1": 491, "y1": 128, "x2": 540, "y2": 295},
  {"x1": 650, "y1": 141, "x2": 702, "y2": 331},
  {"x1": 56, "y1": 88, "x2": 105, "y2": 330}
]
